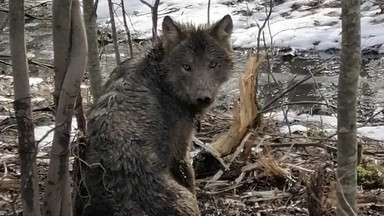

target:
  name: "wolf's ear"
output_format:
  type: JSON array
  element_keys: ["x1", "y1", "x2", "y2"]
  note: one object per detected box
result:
[
  {"x1": 162, "y1": 16, "x2": 181, "y2": 49},
  {"x1": 209, "y1": 15, "x2": 233, "y2": 49}
]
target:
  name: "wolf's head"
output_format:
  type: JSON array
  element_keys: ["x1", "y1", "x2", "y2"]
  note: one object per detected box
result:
[{"x1": 160, "y1": 15, "x2": 234, "y2": 112}]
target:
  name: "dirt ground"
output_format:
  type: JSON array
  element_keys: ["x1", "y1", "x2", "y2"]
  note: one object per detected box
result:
[{"x1": 1, "y1": 0, "x2": 384, "y2": 215}]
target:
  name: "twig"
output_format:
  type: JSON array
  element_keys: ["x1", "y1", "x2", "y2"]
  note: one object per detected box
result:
[
  {"x1": 193, "y1": 136, "x2": 228, "y2": 170},
  {"x1": 229, "y1": 132, "x2": 252, "y2": 164},
  {"x1": 138, "y1": 0, "x2": 160, "y2": 44},
  {"x1": 138, "y1": 0, "x2": 152, "y2": 8},
  {"x1": 29, "y1": 59, "x2": 53, "y2": 69},
  {"x1": 0, "y1": 56, "x2": 53, "y2": 69},
  {"x1": 266, "y1": 142, "x2": 337, "y2": 152},
  {"x1": 254, "y1": 0, "x2": 273, "y2": 58},
  {"x1": 361, "y1": 108, "x2": 384, "y2": 127},
  {"x1": 35, "y1": 120, "x2": 66, "y2": 149},
  {"x1": 261, "y1": 67, "x2": 325, "y2": 111},
  {"x1": 25, "y1": 1, "x2": 52, "y2": 10},
  {"x1": 0, "y1": 8, "x2": 42, "y2": 20},
  {"x1": 0, "y1": 59, "x2": 11, "y2": 66},
  {"x1": 308, "y1": 66, "x2": 336, "y2": 115}
]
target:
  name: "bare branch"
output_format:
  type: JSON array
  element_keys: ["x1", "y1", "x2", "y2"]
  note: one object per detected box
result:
[
  {"x1": 138, "y1": 0, "x2": 153, "y2": 9},
  {"x1": 107, "y1": 0, "x2": 121, "y2": 64},
  {"x1": 207, "y1": 0, "x2": 211, "y2": 24}
]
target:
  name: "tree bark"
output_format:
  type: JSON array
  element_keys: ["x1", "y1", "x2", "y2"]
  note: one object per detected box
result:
[
  {"x1": 83, "y1": 0, "x2": 103, "y2": 101},
  {"x1": 52, "y1": 0, "x2": 71, "y2": 108},
  {"x1": 207, "y1": 0, "x2": 211, "y2": 24},
  {"x1": 139, "y1": 0, "x2": 160, "y2": 44},
  {"x1": 107, "y1": 0, "x2": 121, "y2": 64},
  {"x1": 9, "y1": 0, "x2": 40, "y2": 215},
  {"x1": 151, "y1": 0, "x2": 160, "y2": 44},
  {"x1": 43, "y1": 0, "x2": 88, "y2": 215},
  {"x1": 121, "y1": 0, "x2": 133, "y2": 58},
  {"x1": 336, "y1": 0, "x2": 361, "y2": 214}
]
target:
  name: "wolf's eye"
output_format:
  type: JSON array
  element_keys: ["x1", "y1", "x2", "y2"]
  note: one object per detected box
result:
[
  {"x1": 182, "y1": 64, "x2": 191, "y2": 71},
  {"x1": 209, "y1": 62, "x2": 218, "y2": 68}
]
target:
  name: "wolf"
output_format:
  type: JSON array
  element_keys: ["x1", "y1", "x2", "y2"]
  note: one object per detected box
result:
[{"x1": 74, "y1": 14, "x2": 234, "y2": 216}]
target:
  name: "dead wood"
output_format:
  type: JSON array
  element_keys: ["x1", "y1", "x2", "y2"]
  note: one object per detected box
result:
[
  {"x1": 307, "y1": 164, "x2": 326, "y2": 216},
  {"x1": 211, "y1": 53, "x2": 264, "y2": 158}
]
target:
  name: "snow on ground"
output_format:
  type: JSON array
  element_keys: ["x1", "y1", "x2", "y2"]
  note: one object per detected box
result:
[
  {"x1": 358, "y1": 126, "x2": 384, "y2": 141},
  {"x1": 29, "y1": 77, "x2": 44, "y2": 86},
  {"x1": 96, "y1": 0, "x2": 384, "y2": 52},
  {"x1": 271, "y1": 111, "x2": 384, "y2": 141},
  {"x1": 34, "y1": 117, "x2": 78, "y2": 150}
]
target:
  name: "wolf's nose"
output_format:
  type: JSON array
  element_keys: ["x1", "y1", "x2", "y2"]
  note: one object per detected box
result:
[{"x1": 197, "y1": 96, "x2": 212, "y2": 106}]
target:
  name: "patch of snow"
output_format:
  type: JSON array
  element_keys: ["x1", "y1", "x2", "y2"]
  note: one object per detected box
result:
[
  {"x1": 269, "y1": 111, "x2": 297, "y2": 123},
  {"x1": 40, "y1": 50, "x2": 54, "y2": 57},
  {"x1": 379, "y1": 45, "x2": 384, "y2": 54},
  {"x1": 80, "y1": 84, "x2": 88, "y2": 89},
  {"x1": 276, "y1": 113, "x2": 384, "y2": 142},
  {"x1": 0, "y1": 96, "x2": 13, "y2": 102},
  {"x1": 324, "y1": 128, "x2": 337, "y2": 135},
  {"x1": 35, "y1": 117, "x2": 79, "y2": 150},
  {"x1": 35, "y1": 125, "x2": 55, "y2": 149},
  {"x1": 29, "y1": 77, "x2": 44, "y2": 86},
  {"x1": 295, "y1": 114, "x2": 337, "y2": 128},
  {"x1": 0, "y1": 75, "x2": 13, "y2": 80},
  {"x1": 96, "y1": 0, "x2": 384, "y2": 51},
  {"x1": 25, "y1": 22, "x2": 39, "y2": 28},
  {"x1": 0, "y1": 76, "x2": 42, "y2": 87},
  {"x1": 279, "y1": 125, "x2": 308, "y2": 134},
  {"x1": 358, "y1": 126, "x2": 384, "y2": 141},
  {"x1": 32, "y1": 97, "x2": 45, "y2": 103},
  {"x1": 27, "y1": 52, "x2": 35, "y2": 59},
  {"x1": 0, "y1": 115, "x2": 8, "y2": 121}
]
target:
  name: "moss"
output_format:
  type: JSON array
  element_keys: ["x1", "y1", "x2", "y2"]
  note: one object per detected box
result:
[{"x1": 357, "y1": 162, "x2": 384, "y2": 189}]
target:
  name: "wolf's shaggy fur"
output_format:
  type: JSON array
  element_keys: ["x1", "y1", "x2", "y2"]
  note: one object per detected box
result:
[{"x1": 74, "y1": 15, "x2": 234, "y2": 216}]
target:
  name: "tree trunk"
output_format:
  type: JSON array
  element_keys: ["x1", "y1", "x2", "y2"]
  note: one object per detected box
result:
[
  {"x1": 74, "y1": 91, "x2": 87, "y2": 134},
  {"x1": 52, "y1": 0, "x2": 71, "y2": 108},
  {"x1": 9, "y1": 0, "x2": 40, "y2": 215},
  {"x1": 207, "y1": 0, "x2": 211, "y2": 24},
  {"x1": 83, "y1": 0, "x2": 103, "y2": 101},
  {"x1": 43, "y1": 0, "x2": 88, "y2": 215},
  {"x1": 107, "y1": 0, "x2": 121, "y2": 64},
  {"x1": 336, "y1": 0, "x2": 361, "y2": 214},
  {"x1": 139, "y1": 0, "x2": 160, "y2": 44},
  {"x1": 121, "y1": 0, "x2": 133, "y2": 58},
  {"x1": 151, "y1": 0, "x2": 160, "y2": 44}
]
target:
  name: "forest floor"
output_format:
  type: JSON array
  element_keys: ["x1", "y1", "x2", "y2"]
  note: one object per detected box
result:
[{"x1": 1, "y1": 0, "x2": 384, "y2": 215}]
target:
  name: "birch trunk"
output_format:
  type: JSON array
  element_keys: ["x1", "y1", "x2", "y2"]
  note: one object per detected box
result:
[
  {"x1": 336, "y1": 0, "x2": 361, "y2": 214},
  {"x1": 10, "y1": 0, "x2": 40, "y2": 215}
]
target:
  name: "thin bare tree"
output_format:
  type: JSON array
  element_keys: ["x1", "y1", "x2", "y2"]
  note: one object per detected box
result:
[
  {"x1": 43, "y1": 0, "x2": 88, "y2": 214},
  {"x1": 139, "y1": 0, "x2": 160, "y2": 44},
  {"x1": 207, "y1": 0, "x2": 211, "y2": 24},
  {"x1": 9, "y1": 0, "x2": 40, "y2": 215},
  {"x1": 336, "y1": 0, "x2": 361, "y2": 214},
  {"x1": 107, "y1": 0, "x2": 121, "y2": 64},
  {"x1": 83, "y1": 0, "x2": 103, "y2": 100},
  {"x1": 121, "y1": 0, "x2": 133, "y2": 58}
]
